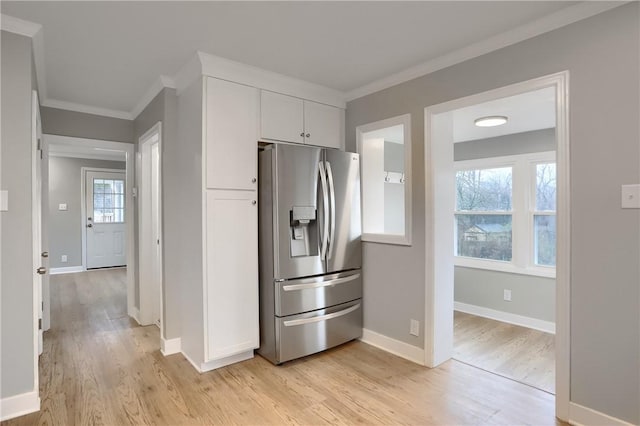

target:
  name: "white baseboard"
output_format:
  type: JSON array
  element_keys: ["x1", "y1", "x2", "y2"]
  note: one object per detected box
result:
[
  {"x1": 161, "y1": 337, "x2": 182, "y2": 356},
  {"x1": 360, "y1": 328, "x2": 425, "y2": 365},
  {"x1": 0, "y1": 390, "x2": 40, "y2": 421},
  {"x1": 129, "y1": 307, "x2": 141, "y2": 325},
  {"x1": 454, "y1": 301, "x2": 556, "y2": 334},
  {"x1": 569, "y1": 402, "x2": 635, "y2": 426},
  {"x1": 181, "y1": 350, "x2": 254, "y2": 373},
  {"x1": 49, "y1": 266, "x2": 84, "y2": 275}
]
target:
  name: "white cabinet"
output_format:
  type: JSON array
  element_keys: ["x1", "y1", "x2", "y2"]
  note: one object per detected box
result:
[
  {"x1": 206, "y1": 77, "x2": 259, "y2": 190},
  {"x1": 206, "y1": 190, "x2": 258, "y2": 361},
  {"x1": 260, "y1": 90, "x2": 345, "y2": 150}
]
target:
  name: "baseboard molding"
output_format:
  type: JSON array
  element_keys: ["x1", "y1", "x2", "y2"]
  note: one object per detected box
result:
[
  {"x1": 129, "y1": 307, "x2": 141, "y2": 325},
  {"x1": 181, "y1": 350, "x2": 254, "y2": 373},
  {"x1": 0, "y1": 390, "x2": 40, "y2": 421},
  {"x1": 454, "y1": 301, "x2": 556, "y2": 334},
  {"x1": 161, "y1": 337, "x2": 182, "y2": 356},
  {"x1": 360, "y1": 328, "x2": 425, "y2": 365},
  {"x1": 569, "y1": 402, "x2": 635, "y2": 426},
  {"x1": 49, "y1": 266, "x2": 83, "y2": 275}
]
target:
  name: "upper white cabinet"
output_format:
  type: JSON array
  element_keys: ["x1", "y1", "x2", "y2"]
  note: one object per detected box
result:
[
  {"x1": 260, "y1": 91, "x2": 304, "y2": 144},
  {"x1": 206, "y1": 77, "x2": 259, "y2": 190},
  {"x1": 260, "y1": 90, "x2": 345, "y2": 150}
]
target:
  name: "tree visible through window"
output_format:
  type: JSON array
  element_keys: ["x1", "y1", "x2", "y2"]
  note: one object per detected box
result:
[
  {"x1": 534, "y1": 163, "x2": 556, "y2": 266},
  {"x1": 93, "y1": 178, "x2": 125, "y2": 223}
]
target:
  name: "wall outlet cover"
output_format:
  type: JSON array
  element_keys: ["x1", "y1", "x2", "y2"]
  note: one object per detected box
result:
[
  {"x1": 61, "y1": 255, "x2": 68, "y2": 263},
  {"x1": 503, "y1": 289, "x2": 512, "y2": 301},
  {"x1": 58, "y1": 203, "x2": 68, "y2": 211},
  {"x1": 0, "y1": 190, "x2": 8, "y2": 211},
  {"x1": 410, "y1": 319, "x2": 420, "y2": 336},
  {"x1": 621, "y1": 184, "x2": 640, "y2": 208}
]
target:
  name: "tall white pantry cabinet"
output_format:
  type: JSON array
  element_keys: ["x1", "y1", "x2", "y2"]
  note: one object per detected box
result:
[
  {"x1": 176, "y1": 53, "x2": 346, "y2": 372},
  {"x1": 178, "y1": 76, "x2": 260, "y2": 372}
]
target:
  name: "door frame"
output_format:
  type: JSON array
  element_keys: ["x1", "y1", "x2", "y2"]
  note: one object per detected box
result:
[
  {"x1": 81, "y1": 167, "x2": 127, "y2": 269},
  {"x1": 423, "y1": 71, "x2": 570, "y2": 419},
  {"x1": 137, "y1": 122, "x2": 163, "y2": 330},
  {"x1": 44, "y1": 134, "x2": 136, "y2": 320}
]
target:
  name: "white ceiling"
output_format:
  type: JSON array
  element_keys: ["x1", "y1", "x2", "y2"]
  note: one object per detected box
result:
[
  {"x1": 0, "y1": 1, "x2": 622, "y2": 120},
  {"x1": 452, "y1": 87, "x2": 556, "y2": 142}
]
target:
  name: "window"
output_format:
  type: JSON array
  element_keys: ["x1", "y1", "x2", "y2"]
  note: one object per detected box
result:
[
  {"x1": 93, "y1": 178, "x2": 125, "y2": 223},
  {"x1": 454, "y1": 152, "x2": 555, "y2": 277},
  {"x1": 357, "y1": 114, "x2": 412, "y2": 245}
]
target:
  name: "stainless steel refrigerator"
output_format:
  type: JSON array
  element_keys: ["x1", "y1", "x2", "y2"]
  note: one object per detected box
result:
[{"x1": 258, "y1": 144, "x2": 362, "y2": 364}]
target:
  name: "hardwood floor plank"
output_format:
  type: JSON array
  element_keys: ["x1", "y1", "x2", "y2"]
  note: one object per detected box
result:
[{"x1": 2, "y1": 269, "x2": 564, "y2": 426}]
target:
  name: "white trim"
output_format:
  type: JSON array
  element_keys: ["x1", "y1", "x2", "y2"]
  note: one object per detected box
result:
[
  {"x1": 345, "y1": 2, "x2": 626, "y2": 101},
  {"x1": 137, "y1": 122, "x2": 163, "y2": 330},
  {"x1": 161, "y1": 337, "x2": 182, "y2": 356},
  {"x1": 568, "y1": 402, "x2": 635, "y2": 426},
  {"x1": 0, "y1": 390, "x2": 40, "y2": 421},
  {"x1": 49, "y1": 266, "x2": 84, "y2": 275},
  {"x1": 424, "y1": 71, "x2": 570, "y2": 420},
  {"x1": 130, "y1": 75, "x2": 176, "y2": 120},
  {"x1": 0, "y1": 14, "x2": 41, "y2": 37},
  {"x1": 357, "y1": 113, "x2": 412, "y2": 246},
  {"x1": 41, "y1": 98, "x2": 132, "y2": 121},
  {"x1": 130, "y1": 307, "x2": 141, "y2": 325},
  {"x1": 181, "y1": 350, "x2": 254, "y2": 373},
  {"x1": 454, "y1": 301, "x2": 555, "y2": 334},
  {"x1": 359, "y1": 329, "x2": 425, "y2": 365}
]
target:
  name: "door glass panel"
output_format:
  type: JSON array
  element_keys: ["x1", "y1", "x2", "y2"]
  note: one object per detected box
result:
[{"x1": 93, "y1": 177, "x2": 125, "y2": 223}]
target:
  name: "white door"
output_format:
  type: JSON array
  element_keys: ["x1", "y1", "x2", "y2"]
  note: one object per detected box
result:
[
  {"x1": 32, "y1": 91, "x2": 44, "y2": 355},
  {"x1": 139, "y1": 127, "x2": 162, "y2": 326},
  {"x1": 85, "y1": 170, "x2": 127, "y2": 269}
]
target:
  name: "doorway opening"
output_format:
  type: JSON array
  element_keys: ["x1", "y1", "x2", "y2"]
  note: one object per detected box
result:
[{"x1": 424, "y1": 72, "x2": 570, "y2": 418}]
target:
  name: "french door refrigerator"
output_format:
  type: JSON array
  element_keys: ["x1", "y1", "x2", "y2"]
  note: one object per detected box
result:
[{"x1": 258, "y1": 144, "x2": 362, "y2": 364}]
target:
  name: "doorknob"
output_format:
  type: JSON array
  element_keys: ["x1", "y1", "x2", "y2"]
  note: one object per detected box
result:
[
  {"x1": 37, "y1": 267, "x2": 46, "y2": 275},
  {"x1": 41, "y1": 251, "x2": 49, "y2": 258},
  {"x1": 87, "y1": 223, "x2": 93, "y2": 228}
]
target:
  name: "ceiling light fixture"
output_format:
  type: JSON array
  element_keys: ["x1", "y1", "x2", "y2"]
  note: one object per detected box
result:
[{"x1": 474, "y1": 115, "x2": 508, "y2": 127}]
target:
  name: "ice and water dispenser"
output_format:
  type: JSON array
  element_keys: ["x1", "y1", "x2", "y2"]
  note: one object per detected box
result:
[{"x1": 289, "y1": 206, "x2": 319, "y2": 258}]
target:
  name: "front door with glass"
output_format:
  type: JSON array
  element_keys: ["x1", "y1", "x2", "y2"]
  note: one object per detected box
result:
[{"x1": 85, "y1": 170, "x2": 126, "y2": 269}]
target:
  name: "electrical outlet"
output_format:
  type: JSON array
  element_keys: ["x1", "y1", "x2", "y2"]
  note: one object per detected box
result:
[
  {"x1": 61, "y1": 255, "x2": 68, "y2": 263},
  {"x1": 503, "y1": 289, "x2": 512, "y2": 302},
  {"x1": 410, "y1": 319, "x2": 420, "y2": 336}
]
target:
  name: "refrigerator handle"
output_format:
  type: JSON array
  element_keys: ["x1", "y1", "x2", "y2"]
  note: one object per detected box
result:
[
  {"x1": 318, "y1": 161, "x2": 329, "y2": 259},
  {"x1": 326, "y1": 161, "x2": 336, "y2": 259}
]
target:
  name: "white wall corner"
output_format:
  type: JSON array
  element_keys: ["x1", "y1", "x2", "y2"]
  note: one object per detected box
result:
[
  {"x1": 0, "y1": 390, "x2": 40, "y2": 422},
  {"x1": 130, "y1": 75, "x2": 176, "y2": 120},
  {"x1": 569, "y1": 402, "x2": 636, "y2": 426},
  {"x1": 160, "y1": 337, "x2": 182, "y2": 356},
  {"x1": 174, "y1": 52, "x2": 204, "y2": 95},
  {"x1": 360, "y1": 328, "x2": 425, "y2": 366}
]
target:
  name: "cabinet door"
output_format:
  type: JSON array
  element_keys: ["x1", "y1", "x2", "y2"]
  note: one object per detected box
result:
[
  {"x1": 206, "y1": 77, "x2": 259, "y2": 190},
  {"x1": 260, "y1": 90, "x2": 304, "y2": 144},
  {"x1": 206, "y1": 190, "x2": 259, "y2": 361},
  {"x1": 303, "y1": 100, "x2": 344, "y2": 150}
]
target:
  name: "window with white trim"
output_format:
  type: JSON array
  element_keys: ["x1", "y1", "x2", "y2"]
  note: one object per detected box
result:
[{"x1": 454, "y1": 151, "x2": 556, "y2": 277}]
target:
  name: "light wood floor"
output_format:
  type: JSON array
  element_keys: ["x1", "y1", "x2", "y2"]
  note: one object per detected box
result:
[
  {"x1": 4, "y1": 269, "x2": 563, "y2": 425},
  {"x1": 454, "y1": 311, "x2": 555, "y2": 394}
]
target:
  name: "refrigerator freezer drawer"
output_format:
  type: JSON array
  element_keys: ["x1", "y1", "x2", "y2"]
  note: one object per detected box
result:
[
  {"x1": 276, "y1": 299, "x2": 362, "y2": 364},
  {"x1": 275, "y1": 270, "x2": 362, "y2": 316}
]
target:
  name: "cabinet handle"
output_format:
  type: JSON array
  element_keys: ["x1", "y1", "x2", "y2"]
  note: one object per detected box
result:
[
  {"x1": 300, "y1": 132, "x2": 305, "y2": 137},
  {"x1": 252, "y1": 200, "x2": 257, "y2": 205},
  {"x1": 252, "y1": 178, "x2": 257, "y2": 183},
  {"x1": 306, "y1": 133, "x2": 310, "y2": 138}
]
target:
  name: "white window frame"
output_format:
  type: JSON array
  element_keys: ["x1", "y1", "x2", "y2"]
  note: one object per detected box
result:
[{"x1": 454, "y1": 151, "x2": 555, "y2": 278}]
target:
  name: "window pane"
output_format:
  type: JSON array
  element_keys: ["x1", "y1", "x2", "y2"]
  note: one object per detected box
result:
[
  {"x1": 456, "y1": 167, "x2": 512, "y2": 211},
  {"x1": 93, "y1": 193, "x2": 104, "y2": 209},
  {"x1": 115, "y1": 193, "x2": 124, "y2": 209},
  {"x1": 536, "y1": 163, "x2": 556, "y2": 211},
  {"x1": 534, "y1": 215, "x2": 556, "y2": 266},
  {"x1": 114, "y1": 180, "x2": 124, "y2": 194},
  {"x1": 114, "y1": 209, "x2": 124, "y2": 223},
  {"x1": 93, "y1": 179, "x2": 105, "y2": 193},
  {"x1": 455, "y1": 214, "x2": 512, "y2": 261},
  {"x1": 94, "y1": 209, "x2": 105, "y2": 223}
]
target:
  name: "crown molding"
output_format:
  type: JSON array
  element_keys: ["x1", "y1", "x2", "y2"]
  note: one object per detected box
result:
[
  {"x1": 130, "y1": 74, "x2": 176, "y2": 120},
  {"x1": 41, "y1": 98, "x2": 133, "y2": 120},
  {"x1": 345, "y1": 1, "x2": 629, "y2": 101},
  {"x1": 0, "y1": 14, "x2": 41, "y2": 37}
]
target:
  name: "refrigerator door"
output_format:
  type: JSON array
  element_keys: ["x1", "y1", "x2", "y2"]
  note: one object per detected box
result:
[
  {"x1": 324, "y1": 149, "x2": 362, "y2": 273},
  {"x1": 273, "y1": 144, "x2": 326, "y2": 279}
]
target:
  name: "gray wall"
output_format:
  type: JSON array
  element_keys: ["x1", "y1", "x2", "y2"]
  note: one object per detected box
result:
[
  {"x1": 41, "y1": 107, "x2": 134, "y2": 143},
  {"x1": 1, "y1": 31, "x2": 36, "y2": 399},
  {"x1": 132, "y1": 87, "x2": 181, "y2": 340},
  {"x1": 454, "y1": 267, "x2": 555, "y2": 322},
  {"x1": 346, "y1": 4, "x2": 639, "y2": 423},
  {"x1": 48, "y1": 157, "x2": 125, "y2": 268},
  {"x1": 454, "y1": 128, "x2": 555, "y2": 322}
]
